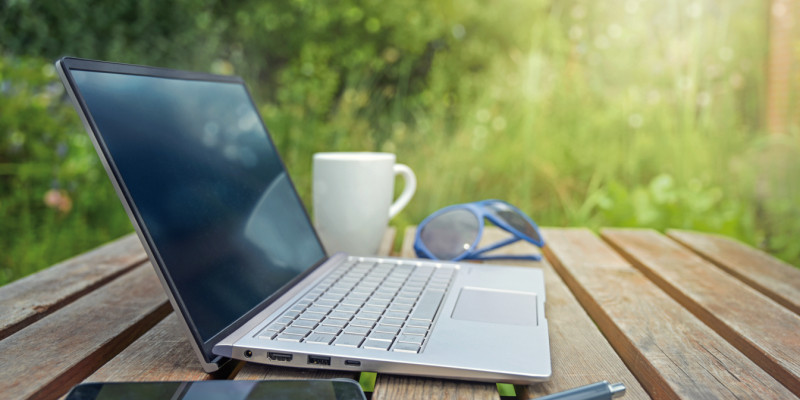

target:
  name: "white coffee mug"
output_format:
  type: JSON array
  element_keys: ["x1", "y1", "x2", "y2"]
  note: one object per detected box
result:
[{"x1": 313, "y1": 152, "x2": 416, "y2": 255}]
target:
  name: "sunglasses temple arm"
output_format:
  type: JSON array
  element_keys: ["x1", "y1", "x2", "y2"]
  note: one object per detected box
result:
[{"x1": 470, "y1": 236, "x2": 522, "y2": 257}]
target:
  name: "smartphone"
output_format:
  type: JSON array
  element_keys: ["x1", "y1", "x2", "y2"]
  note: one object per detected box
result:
[{"x1": 64, "y1": 379, "x2": 367, "y2": 400}]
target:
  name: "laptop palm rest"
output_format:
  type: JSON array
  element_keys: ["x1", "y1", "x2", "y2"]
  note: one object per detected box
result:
[{"x1": 450, "y1": 287, "x2": 537, "y2": 326}]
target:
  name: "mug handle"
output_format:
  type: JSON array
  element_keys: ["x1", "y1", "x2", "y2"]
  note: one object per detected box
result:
[{"x1": 388, "y1": 163, "x2": 416, "y2": 219}]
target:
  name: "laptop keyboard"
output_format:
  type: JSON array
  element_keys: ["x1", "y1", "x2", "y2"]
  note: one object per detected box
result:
[{"x1": 256, "y1": 259, "x2": 456, "y2": 354}]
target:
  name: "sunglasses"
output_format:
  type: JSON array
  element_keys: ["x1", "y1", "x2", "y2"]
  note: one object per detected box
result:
[{"x1": 414, "y1": 199, "x2": 545, "y2": 261}]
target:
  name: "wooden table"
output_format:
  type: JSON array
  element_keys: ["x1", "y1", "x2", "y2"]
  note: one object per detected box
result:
[{"x1": 2, "y1": 227, "x2": 800, "y2": 400}]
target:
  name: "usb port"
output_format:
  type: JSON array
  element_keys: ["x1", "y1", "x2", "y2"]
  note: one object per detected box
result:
[
  {"x1": 344, "y1": 360, "x2": 361, "y2": 367},
  {"x1": 307, "y1": 355, "x2": 331, "y2": 365},
  {"x1": 267, "y1": 352, "x2": 293, "y2": 362}
]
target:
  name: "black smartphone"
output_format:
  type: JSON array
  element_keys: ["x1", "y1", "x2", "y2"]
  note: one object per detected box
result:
[{"x1": 64, "y1": 379, "x2": 367, "y2": 400}]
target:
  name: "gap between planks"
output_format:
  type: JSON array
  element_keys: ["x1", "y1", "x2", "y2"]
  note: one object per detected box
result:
[
  {"x1": 602, "y1": 228, "x2": 800, "y2": 397},
  {"x1": 667, "y1": 229, "x2": 800, "y2": 316},
  {"x1": 0, "y1": 263, "x2": 170, "y2": 400},
  {"x1": 0, "y1": 233, "x2": 147, "y2": 341},
  {"x1": 543, "y1": 228, "x2": 795, "y2": 399}
]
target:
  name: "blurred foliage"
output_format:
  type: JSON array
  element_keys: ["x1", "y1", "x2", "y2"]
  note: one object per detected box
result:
[{"x1": 1, "y1": 0, "x2": 799, "y2": 285}]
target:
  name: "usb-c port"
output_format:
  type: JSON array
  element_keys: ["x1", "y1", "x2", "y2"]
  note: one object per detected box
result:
[{"x1": 344, "y1": 360, "x2": 361, "y2": 367}]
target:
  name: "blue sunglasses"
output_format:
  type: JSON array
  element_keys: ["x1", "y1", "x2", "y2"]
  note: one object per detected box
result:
[{"x1": 414, "y1": 199, "x2": 545, "y2": 261}]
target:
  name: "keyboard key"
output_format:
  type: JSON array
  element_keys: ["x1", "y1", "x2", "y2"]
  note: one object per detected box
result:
[
  {"x1": 334, "y1": 305, "x2": 359, "y2": 313},
  {"x1": 320, "y1": 293, "x2": 344, "y2": 302},
  {"x1": 356, "y1": 311, "x2": 381, "y2": 321},
  {"x1": 393, "y1": 342, "x2": 421, "y2": 353},
  {"x1": 363, "y1": 339, "x2": 392, "y2": 350},
  {"x1": 258, "y1": 331, "x2": 277, "y2": 339},
  {"x1": 368, "y1": 331, "x2": 395, "y2": 341},
  {"x1": 388, "y1": 304, "x2": 412, "y2": 313},
  {"x1": 265, "y1": 323, "x2": 285, "y2": 332},
  {"x1": 392, "y1": 297, "x2": 415, "y2": 306},
  {"x1": 350, "y1": 318, "x2": 377, "y2": 328},
  {"x1": 374, "y1": 325, "x2": 400, "y2": 335},
  {"x1": 398, "y1": 334, "x2": 424, "y2": 345},
  {"x1": 290, "y1": 319, "x2": 316, "y2": 329},
  {"x1": 329, "y1": 311, "x2": 353, "y2": 320},
  {"x1": 380, "y1": 317, "x2": 405, "y2": 327},
  {"x1": 281, "y1": 311, "x2": 300, "y2": 319},
  {"x1": 384, "y1": 311, "x2": 408, "y2": 320},
  {"x1": 284, "y1": 327, "x2": 311, "y2": 336},
  {"x1": 402, "y1": 326, "x2": 428, "y2": 336},
  {"x1": 298, "y1": 312, "x2": 325, "y2": 322},
  {"x1": 316, "y1": 300, "x2": 338, "y2": 308},
  {"x1": 307, "y1": 305, "x2": 332, "y2": 314},
  {"x1": 314, "y1": 325, "x2": 341, "y2": 335},
  {"x1": 334, "y1": 334, "x2": 365, "y2": 348},
  {"x1": 410, "y1": 290, "x2": 445, "y2": 322},
  {"x1": 406, "y1": 320, "x2": 431, "y2": 329},
  {"x1": 321, "y1": 318, "x2": 347, "y2": 328},
  {"x1": 277, "y1": 333, "x2": 304, "y2": 342},
  {"x1": 362, "y1": 305, "x2": 385, "y2": 314},
  {"x1": 366, "y1": 299, "x2": 390, "y2": 307},
  {"x1": 344, "y1": 326, "x2": 370, "y2": 335},
  {"x1": 305, "y1": 333, "x2": 335, "y2": 345},
  {"x1": 275, "y1": 316, "x2": 295, "y2": 325}
]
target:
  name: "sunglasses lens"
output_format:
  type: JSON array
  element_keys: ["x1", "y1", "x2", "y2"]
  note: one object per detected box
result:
[
  {"x1": 484, "y1": 202, "x2": 542, "y2": 243},
  {"x1": 419, "y1": 209, "x2": 480, "y2": 260}
]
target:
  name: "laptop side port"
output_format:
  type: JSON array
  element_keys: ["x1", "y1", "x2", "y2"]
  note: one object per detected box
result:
[
  {"x1": 267, "y1": 352, "x2": 293, "y2": 362},
  {"x1": 344, "y1": 360, "x2": 361, "y2": 367},
  {"x1": 307, "y1": 355, "x2": 331, "y2": 365}
]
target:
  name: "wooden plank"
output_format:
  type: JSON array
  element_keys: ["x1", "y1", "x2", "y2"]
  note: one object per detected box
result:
[
  {"x1": 602, "y1": 229, "x2": 800, "y2": 396},
  {"x1": 234, "y1": 228, "x2": 397, "y2": 382},
  {"x1": 545, "y1": 228, "x2": 795, "y2": 399},
  {"x1": 85, "y1": 313, "x2": 226, "y2": 382},
  {"x1": 668, "y1": 229, "x2": 800, "y2": 316},
  {"x1": 378, "y1": 227, "x2": 397, "y2": 257},
  {"x1": 0, "y1": 233, "x2": 146, "y2": 340},
  {"x1": 0, "y1": 263, "x2": 170, "y2": 400},
  {"x1": 372, "y1": 226, "x2": 500, "y2": 400}
]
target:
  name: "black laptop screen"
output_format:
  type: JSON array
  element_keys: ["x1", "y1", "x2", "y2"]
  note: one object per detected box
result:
[{"x1": 70, "y1": 69, "x2": 326, "y2": 343}]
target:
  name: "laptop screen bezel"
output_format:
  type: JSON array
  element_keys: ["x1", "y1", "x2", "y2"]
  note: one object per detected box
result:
[{"x1": 56, "y1": 57, "x2": 330, "y2": 366}]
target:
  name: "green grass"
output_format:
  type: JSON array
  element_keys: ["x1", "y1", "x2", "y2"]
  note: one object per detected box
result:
[{"x1": 1, "y1": 0, "x2": 799, "y2": 286}]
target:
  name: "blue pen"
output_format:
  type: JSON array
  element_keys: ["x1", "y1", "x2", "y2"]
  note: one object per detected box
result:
[{"x1": 533, "y1": 381, "x2": 626, "y2": 400}]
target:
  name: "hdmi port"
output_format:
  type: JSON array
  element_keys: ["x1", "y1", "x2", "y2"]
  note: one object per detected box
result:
[{"x1": 267, "y1": 352, "x2": 293, "y2": 362}]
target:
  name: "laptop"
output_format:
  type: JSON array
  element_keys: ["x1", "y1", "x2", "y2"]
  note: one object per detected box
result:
[{"x1": 55, "y1": 57, "x2": 551, "y2": 384}]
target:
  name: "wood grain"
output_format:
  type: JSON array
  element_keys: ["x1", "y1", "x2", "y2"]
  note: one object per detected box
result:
[
  {"x1": 603, "y1": 228, "x2": 800, "y2": 396},
  {"x1": 0, "y1": 233, "x2": 146, "y2": 340},
  {"x1": 378, "y1": 227, "x2": 397, "y2": 257},
  {"x1": 85, "y1": 313, "x2": 227, "y2": 382},
  {"x1": 545, "y1": 228, "x2": 795, "y2": 399},
  {"x1": 0, "y1": 263, "x2": 170, "y2": 400},
  {"x1": 668, "y1": 229, "x2": 800, "y2": 316}
]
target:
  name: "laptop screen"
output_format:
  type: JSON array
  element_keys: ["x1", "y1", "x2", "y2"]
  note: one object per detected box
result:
[{"x1": 69, "y1": 67, "x2": 326, "y2": 345}]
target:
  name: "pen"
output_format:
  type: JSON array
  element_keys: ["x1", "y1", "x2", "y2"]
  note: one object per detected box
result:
[{"x1": 533, "y1": 381, "x2": 626, "y2": 400}]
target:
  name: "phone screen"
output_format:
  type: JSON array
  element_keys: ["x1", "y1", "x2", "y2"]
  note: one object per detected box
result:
[{"x1": 65, "y1": 379, "x2": 366, "y2": 400}]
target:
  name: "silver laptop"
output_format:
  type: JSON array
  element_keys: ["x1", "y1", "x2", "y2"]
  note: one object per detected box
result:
[{"x1": 56, "y1": 57, "x2": 551, "y2": 384}]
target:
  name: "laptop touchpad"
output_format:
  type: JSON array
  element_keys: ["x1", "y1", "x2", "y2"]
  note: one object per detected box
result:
[{"x1": 451, "y1": 287, "x2": 537, "y2": 326}]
